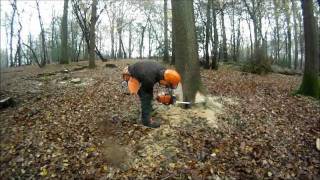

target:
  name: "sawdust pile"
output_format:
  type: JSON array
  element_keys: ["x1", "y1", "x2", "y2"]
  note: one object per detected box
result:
[{"x1": 123, "y1": 93, "x2": 237, "y2": 172}]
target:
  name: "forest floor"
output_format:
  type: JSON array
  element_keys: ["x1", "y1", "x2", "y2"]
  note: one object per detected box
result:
[{"x1": 0, "y1": 60, "x2": 319, "y2": 179}]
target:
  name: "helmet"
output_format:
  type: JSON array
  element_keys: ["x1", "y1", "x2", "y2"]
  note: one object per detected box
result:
[{"x1": 163, "y1": 69, "x2": 181, "y2": 88}]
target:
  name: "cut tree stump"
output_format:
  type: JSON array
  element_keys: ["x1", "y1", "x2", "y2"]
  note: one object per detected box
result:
[{"x1": 0, "y1": 97, "x2": 14, "y2": 109}]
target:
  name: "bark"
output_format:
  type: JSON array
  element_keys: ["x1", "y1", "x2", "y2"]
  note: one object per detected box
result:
[
  {"x1": 148, "y1": 25, "x2": 152, "y2": 58},
  {"x1": 9, "y1": 0, "x2": 17, "y2": 67},
  {"x1": 284, "y1": 1, "x2": 292, "y2": 68},
  {"x1": 139, "y1": 25, "x2": 146, "y2": 59},
  {"x1": 60, "y1": 0, "x2": 69, "y2": 64},
  {"x1": 36, "y1": 0, "x2": 47, "y2": 67},
  {"x1": 51, "y1": 17, "x2": 56, "y2": 62},
  {"x1": 14, "y1": 15, "x2": 22, "y2": 66},
  {"x1": 117, "y1": 18, "x2": 123, "y2": 59},
  {"x1": 128, "y1": 23, "x2": 132, "y2": 59},
  {"x1": 204, "y1": 0, "x2": 211, "y2": 69},
  {"x1": 5, "y1": 14, "x2": 9, "y2": 67},
  {"x1": 221, "y1": 9, "x2": 228, "y2": 61},
  {"x1": 211, "y1": 1, "x2": 218, "y2": 70},
  {"x1": 89, "y1": 0, "x2": 97, "y2": 68},
  {"x1": 163, "y1": 0, "x2": 169, "y2": 63},
  {"x1": 235, "y1": 18, "x2": 241, "y2": 61},
  {"x1": 172, "y1": 0, "x2": 201, "y2": 103},
  {"x1": 171, "y1": 27, "x2": 176, "y2": 65},
  {"x1": 298, "y1": 0, "x2": 319, "y2": 98},
  {"x1": 111, "y1": 19, "x2": 115, "y2": 59},
  {"x1": 273, "y1": 0, "x2": 280, "y2": 61},
  {"x1": 292, "y1": 0, "x2": 299, "y2": 70},
  {"x1": 246, "y1": 16, "x2": 253, "y2": 58}
]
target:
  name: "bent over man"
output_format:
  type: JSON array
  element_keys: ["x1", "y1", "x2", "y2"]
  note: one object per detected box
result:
[{"x1": 122, "y1": 61, "x2": 181, "y2": 128}]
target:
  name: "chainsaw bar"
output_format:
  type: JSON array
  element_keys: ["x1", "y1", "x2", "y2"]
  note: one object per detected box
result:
[{"x1": 175, "y1": 101, "x2": 191, "y2": 105}]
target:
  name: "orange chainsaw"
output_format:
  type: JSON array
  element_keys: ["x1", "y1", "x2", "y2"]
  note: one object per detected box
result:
[{"x1": 156, "y1": 91, "x2": 191, "y2": 105}]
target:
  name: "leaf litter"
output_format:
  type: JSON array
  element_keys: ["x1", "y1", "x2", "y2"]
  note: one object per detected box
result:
[{"x1": 0, "y1": 61, "x2": 319, "y2": 179}]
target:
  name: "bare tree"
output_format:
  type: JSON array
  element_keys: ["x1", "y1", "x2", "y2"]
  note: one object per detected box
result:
[
  {"x1": 139, "y1": 23, "x2": 146, "y2": 59},
  {"x1": 291, "y1": 0, "x2": 299, "y2": 70},
  {"x1": 163, "y1": 0, "x2": 169, "y2": 63},
  {"x1": 14, "y1": 10, "x2": 22, "y2": 66},
  {"x1": 9, "y1": 0, "x2": 17, "y2": 67},
  {"x1": 220, "y1": 3, "x2": 228, "y2": 61},
  {"x1": 60, "y1": 0, "x2": 69, "y2": 64},
  {"x1": 36, "y1": 0, "x2": 48, "y2": 67},
  {"x1": 284, "y1": 0, "x2": 292, "y2": 68},
  {"x1": 243, "y1": 0, "x2": 270, "y2": 73},
  {"x1": 89, "y1": 0, "x2": 98, "y2": 68},
  {"x1": 211, "y1": 0, "x2": 219, "y2": 70},
  {"x1": 72, "y1": 0, "x2": 107, "y2": 61},
  {"x1": 204, "y1": 0, "x2": 211, "y2": 69}
]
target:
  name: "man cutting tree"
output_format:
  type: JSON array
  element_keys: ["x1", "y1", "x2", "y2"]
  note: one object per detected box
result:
[{"x1": 122, "y1": 61, "x2": 181, "y2": 128}]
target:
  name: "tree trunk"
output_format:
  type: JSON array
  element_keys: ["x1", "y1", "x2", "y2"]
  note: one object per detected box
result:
[
  {"x1": 60, "y1": 0, "x2": 69, "y2": 64},
  {"x1": 211, "y1": 1, "x2": 218, "y2": 70},
  {"x1": 148, "y1": 25, "x2": 152, "y2": 58},
  {"x1": 230, "y1": 0, "x2": 237, "y2": 62},
  {"x1": 221, "y1": 9, "x2": 228, "y2": 62},
  {"x1": 111, "y1": 20, "x2": 115, "y2": 59},
  {"x1": 236, "y1": 18, "x2": 241, "y2": 61},
  {"x1": 163, "y1": 0, "x2": 169, "y2": 63},
  {"x1": 51, "y1": 17, "x2": 56, "y2": 62},
  {"x1": 284, "y1": 1, "x2": 292, "y2": 68},
  {"x1": 5, "y1": 15, "x2": 9, "y2": 67},
  {"x1": 298, "y1": 0, "x2": 319, "y2": 98},
  {"x1": 172, "y1": 0, "x2": 201, "y2": 103},
  {"x1": 246, "y1": 17, "x2": 253, "y2": 58},
  {"x1": 171, "y1": 28, "x2": 176, "y2": 65},
  {"x1": 299, "y1": 17, "x2": 304, "y2": 70},
  {"x1": 117, "y1": 18, "x2": 123, "y2": 59},
  {"x1": 204, "y1": 0, "x2": 211, "y2": 69},
  {"x1": 128, "y1": 23, "x2": 132, "y2": 59},
  {"x1": 139, "y1": 25, "x2": 146, "y2": 59},
  {"x1": 9, "y1": 0, "x2": 17, "y2": 67},
  {"x1": 36, "y1": 0, "x2": 47, "y2": 67},
  {"x1": 273, "y1": 0, "x2": 280, "y2": 62},
  {"x1": 15, "y1": 16, "x2": 22, "y2": 66},
  {"x1": 89, "y1": 0, "x2": 97, "y2": 68}
]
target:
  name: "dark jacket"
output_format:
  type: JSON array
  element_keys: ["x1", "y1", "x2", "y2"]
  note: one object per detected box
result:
[{"x1": 128, "y1": 61, "x2": 166, "y2": 94}]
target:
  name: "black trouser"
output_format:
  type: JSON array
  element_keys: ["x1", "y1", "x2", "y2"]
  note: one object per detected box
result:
[{"x1": 138, "y1": 89, "x2": 153, "y2": 126}]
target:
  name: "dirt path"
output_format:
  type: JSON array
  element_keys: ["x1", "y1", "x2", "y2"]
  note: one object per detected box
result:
[{"x1": 0, "y1": 60, "x2": 319, "y2": 179}]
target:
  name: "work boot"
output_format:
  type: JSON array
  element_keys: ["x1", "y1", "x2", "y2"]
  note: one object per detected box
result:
[
  {"x1": 138, "y1": 90, "x2": 160, "y2": 128},
  {"x1": 142, "y1": 118, "x2": 160, "y2": 128}
]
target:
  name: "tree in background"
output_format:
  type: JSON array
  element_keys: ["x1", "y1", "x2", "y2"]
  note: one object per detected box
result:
[
  {"x1": 172, "y1": 0, "x2": 201, "y2": 103},
  {"x1": 36, "y1": 0, "x2": 48, "y2": 67},
  {"x1": 242, "y1": 0, "x2": 270, "y2": 74},
  {"x1": 298, "y1": 0, "x2": 319, "y2": 99},
  {"x1": 163, "y1": 0, "x2": 169, "y2": 63},
  {"x1": 211, "y1": 0, "x2": 219, "y2": 70},
  {"x1": 89, "y1": 0, "x2": 97, "y2": 68},
  {"x1": 204, "y1": 0, "x2": 211, "y2": 69},
  {"x1": 60, "y1": 0, "x2": 69, "y2": 64},
  {"x1": 9, "y1": 0, "x2": 17, "y2": 67}
]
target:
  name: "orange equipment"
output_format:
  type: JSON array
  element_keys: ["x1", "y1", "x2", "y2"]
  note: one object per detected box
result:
[
  {"x1": 122, "y1": 66, "x2": 141, "y2": 94},
  {"x1": 127, "y1": 77, "x2": 140, "y2": 94},
  {"x1": 163, "y1": 69, "x2": 181, "y2": 89},
  {"x1": 156, "y1": 94, "x2": 175, "y2": 105}
]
